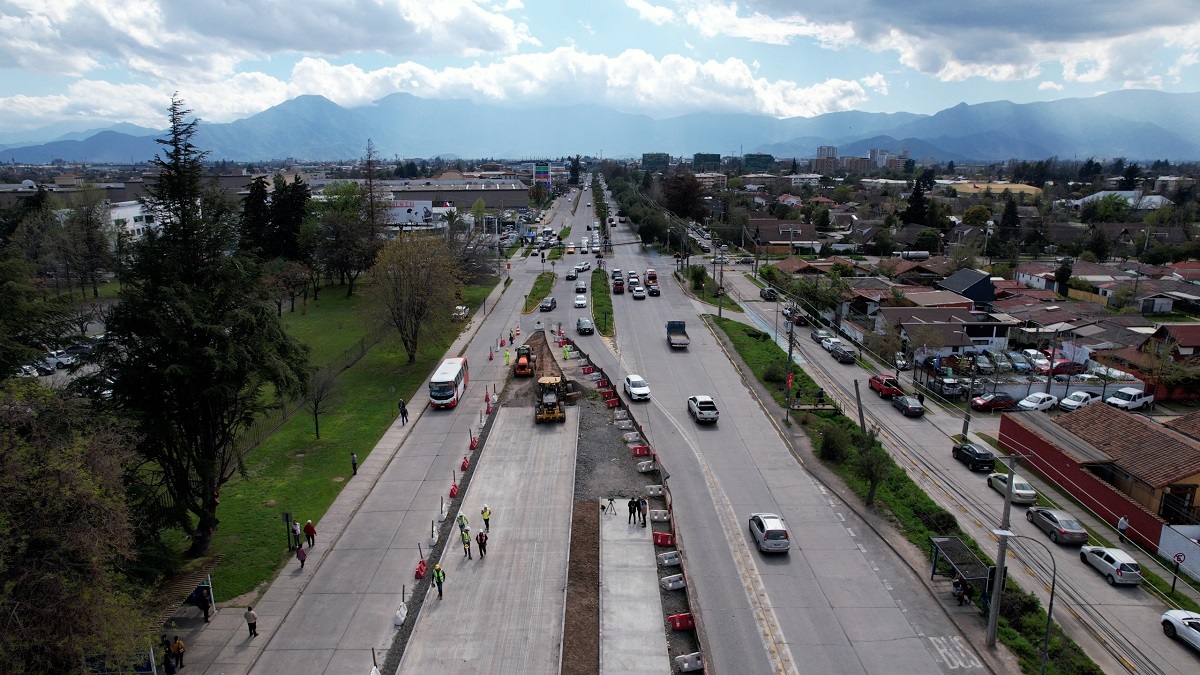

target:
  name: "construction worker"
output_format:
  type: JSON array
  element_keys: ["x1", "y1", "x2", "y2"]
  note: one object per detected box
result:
[
  {"x1": 476, "y1": 530, "x2": 488, "y2": 558},
  {"x1": 457, "y1": 512, "x2": 469, "y2": 533},
  {"x1": 480, "y1": 504, "x2": 491, "y2": 532},
  {"x1": 433, "y1": 564, "x2": 445, "y2": 599},
  {"x1": 505, "y1": 349, "x2": 510, "y2": 365},
  {"x1": 461, "y1": 528, "x2": 473, "y2": 559}
]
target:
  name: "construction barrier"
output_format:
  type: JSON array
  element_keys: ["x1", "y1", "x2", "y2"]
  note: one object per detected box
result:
[
  {"x1": 582, "y1": 366, "x2": 595, "y2": 375},
  {"x1": 601, "y1": 389, "x2": 617, "y2": 400},
  {"x1": 668, "y1": 613, "x2": 695, "y2": 631},
  {"x1": 657, "y1": 551, "x2": 681, "y2": 567},
  {"x1": 646, "y1": 485, "x2": 664, "y2": 497},
  {"x1": 461, "y1": 456, "x2": 470, "y2": 471},
  {"x1": 649, "y1": 509, "x2": 669, "y2": 522},
  {"x1": 631, "y1": 445, "x2": 651, "y2": 457},
  {"x1": 470, "y1": 434, "x2": 478, "y2": 450},
  {"x1": 660, "y1": 574, "x2": 686, "y2": 591},
  {"x1": 597, "y1": 379, "x2": 610, "y2": 388},
  {"x1": 449, "y1": 483, "x2": 459, "y2": 498},
  {"x1": 675, "y1": 653, "x2": 703, "y2": 672},
  {"x1": 637, "y1": 460, "x2": 655, "y2": 473},
  {"x1": 606, "y1": 398, "x2": 620, "y2": 409},
  {"x1": 653, "y1": 532, "x2": 676, "y2": 547},
  {"x1": 414, "y1": 560, "x2": 427, "y2": 579}
]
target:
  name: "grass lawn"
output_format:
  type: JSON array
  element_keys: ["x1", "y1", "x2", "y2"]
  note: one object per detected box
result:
[
  {"x1": 279, "y1": 285, "x2": 370, "y2": 366},
  {"x1": 524, "y1": 272, "x2": 555, "y2": 311},
  {"x1": 590, "y1": 269, "x2": 615, "y2": 336}
]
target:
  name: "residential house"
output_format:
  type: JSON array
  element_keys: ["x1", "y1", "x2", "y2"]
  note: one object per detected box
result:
[
  {"x1": 1169, "y1": 262, "x2": 1200, "y2": 284},
  {"x1": 747, "y1": 217, "x2": 818, "y2": 255},
  {"x1": 877, "y1": 306, "x2": 1016, "y2": 354},
  {"x1": 1095, "y1": 277, "x2": 1200, "y2": 314},
  {"x1": 876, "y1": 256, "x2": 955, "y2": 285},
  {"x1": 935, "y1": 268, "x2": 995, "y2": 307}
]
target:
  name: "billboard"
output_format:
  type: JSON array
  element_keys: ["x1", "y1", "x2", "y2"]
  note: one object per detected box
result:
[
  {"x1": 534, "y1": 163, "x2": 551, "y2": 188},
  {"x1": 389, "y1": 200, "x2": 434, "y2": 224}
]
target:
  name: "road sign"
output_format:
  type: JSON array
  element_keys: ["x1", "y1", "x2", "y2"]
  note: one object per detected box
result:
[
  {"x1": 1174, "y1": 552, "x2": 1187, "y2": 564},
  {"x1": 786, "y1": 373, "x2": 794, "y2": 390}
]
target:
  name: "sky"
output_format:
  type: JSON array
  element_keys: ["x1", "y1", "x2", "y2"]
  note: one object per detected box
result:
[{"x1": 2, "y1": 0, "x2": 1200, "y2": 133}]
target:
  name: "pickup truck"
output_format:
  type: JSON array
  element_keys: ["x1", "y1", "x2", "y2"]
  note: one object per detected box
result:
[
  {"x1": 666, "y1": 321, "x2": 690, "y2": 348},
  {"x1": 1105, "y1": 387, "x2": 1153, "y2": 411},
  {"x1": 868, "y1": 374, "x2": 903, "y2": 398}
]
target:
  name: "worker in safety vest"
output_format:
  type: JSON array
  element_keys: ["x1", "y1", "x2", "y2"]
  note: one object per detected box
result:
[
  {"x1": 433, "y1": 564, "x2": 445, "y2": 599},
  {"x1": 480, "y1": 505, "x2": 491, "y2": 532}
]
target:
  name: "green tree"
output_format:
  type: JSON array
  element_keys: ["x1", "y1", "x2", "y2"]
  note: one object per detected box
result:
[
  {"x1": 314, "y1": 182, "x2": 376, "y2": 297},
  {"x1": 873, "y1": 229, "x2": 896, "y2": 257},
  {"x1": 662, "y1": 173, "x2": 705, "y2": 221},
  {"x1": 98, "y1": 97, "x2": 310, "y2": 556},
  {"x1": 1080, "y1": 194, "x2": 1130, "y2": 223},
  {"x1": 471, "y1": 197, "x2": 488, "y2": 235},
  {"x1": 239, "y1": 175, "x2": 272, "y2": 256},
  {"x1": 900, "y1": 182, "x2": 927, "y2": 225},
  {"x1": 963, "y1": 204, "x2": 991, "y2": 227},
  {"x1": 371, "y1": 234, "x2": 463, "y2": 363},
  {"x1": 1054, "y1": 258, "x2": 1073, "y2": 287},
  {"x1": 0, "y1": 252, "x2": 70, "y2": 374},
  {"x1": 270, "y1": 174, "x2": 311, "y2": 261},
  {"x1": 0, "y1": 382, "x2": 152, "y2": 672},
  {"x1": 853, "y1": 430, "x2": 894, "y2": 506},
  {"x1": 914, "y1": 227, "x2": 943, "y2": 253},
  {"x1": 1000, "y1": 196, "x2": 1021, "y2": 241},
  {"x1": 569, "y1": 155, "x2": 582, "y2": 185},
  {"x1": 1085, "y1": 227, "x2": 1112, "y2": 262},
  {"x1": 818, "y1": 423, "x2": 851, "y2": 464}
]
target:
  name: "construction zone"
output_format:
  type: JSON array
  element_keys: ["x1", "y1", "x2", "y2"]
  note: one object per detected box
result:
[{"x1": 500, "y1": 328, "x2": 574, "y2": 425}]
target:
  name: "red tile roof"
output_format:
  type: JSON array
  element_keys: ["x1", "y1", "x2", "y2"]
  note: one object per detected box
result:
[
  {"x1": 1165, "y1": 411, "x2": 1200, "y2": 442},
  {"x1": 1056, "y1": 404, "x2": 1200, "y2": 488}
]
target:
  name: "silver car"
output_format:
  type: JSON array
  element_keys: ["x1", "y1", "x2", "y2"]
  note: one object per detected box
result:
[
  {"x1": 1080, "y1": 546, "x2": 1142, "y2": 585},
  {"x1": 1026, "y1": 506, "x2": 1088, "y2": 545},
  {"x1": 748, "y1": 513, "x2": 791, "y2": 553},
  {"x1": 987, "y1": 472, "x2": 1038, "y2": 504}
]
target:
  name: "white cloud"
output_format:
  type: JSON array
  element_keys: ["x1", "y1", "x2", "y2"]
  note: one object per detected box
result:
[
  {"x1": 625, "y1": 0, "x2": 675, "y2": 25},
  {"x1": 1038, "y1": 81, "x2": 1064, "y2": 91},
  {"x1": 859, "y1": 72, "x2": 888, "y2": 95},
  {"x1": 1168, "y1": 53, "x2": 1199, "y2": 82},
  {"x1": 681, "y1": 1, "x2": 853, "y2": 47}
]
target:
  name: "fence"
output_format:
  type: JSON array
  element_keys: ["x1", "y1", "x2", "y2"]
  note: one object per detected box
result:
[{"x1": 233, "y1": 325, "x2": 389, "y2": 455}]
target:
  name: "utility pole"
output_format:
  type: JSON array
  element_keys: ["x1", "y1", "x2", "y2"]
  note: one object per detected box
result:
[
  {"x1": 853, "y1": 380, "x2": 867, "y2": 433},
  {"x1": 786, "y1": 324, "x2": 796, "y2": 410},
  {"x1": 986, "y1": 455, "x2": 1018, "y2": 647}
]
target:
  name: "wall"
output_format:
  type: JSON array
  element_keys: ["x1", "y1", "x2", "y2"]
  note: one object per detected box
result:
[
  {"x1": 997, "y1": 415, "x2": 1165, "y2": 550},
  {"x1": 1066, "y1": 288, "x2": 1109, "y2": 306},
  {"x1": 1158, "y1": 526, "x2": 1200, "y2": 583}
]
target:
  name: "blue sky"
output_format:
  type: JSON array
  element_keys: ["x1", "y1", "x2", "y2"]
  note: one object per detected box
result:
[{"x1": 1, "y1": 0, "x2": 1199, "y2": 132}]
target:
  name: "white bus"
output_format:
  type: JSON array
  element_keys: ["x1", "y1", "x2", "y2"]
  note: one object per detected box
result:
[{"x1": 429, "y1": 357, "x2": 469, "y2": 409}]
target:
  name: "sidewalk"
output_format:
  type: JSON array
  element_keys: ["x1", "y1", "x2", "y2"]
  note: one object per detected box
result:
[{"x1": 599, "y1": 501, "x2": 670, "y2": 674}]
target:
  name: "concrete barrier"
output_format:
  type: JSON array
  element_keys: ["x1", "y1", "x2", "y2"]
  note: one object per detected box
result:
[
  {"x1": 657, "y1": 551, "x2": 681, "y2": 567},
  {"x1": 637, "y1": 460, "x2": 656, "y2": 473},
  {"x1": 660, "y1": 574, "x2": 686, "y2": 590},
  {"x1": 649, "y1": 509, "x2": 669, "y2": 522},
  {"x1": 675, "y1": 652, "x2": 703, "y2": 671},
  {"x1": 622, "y1": 431, "x2": 642, "y2": 443},
  {"x1": 646, "y1": 485, "x2": 663, "y2": 497},
  {"x1": 394, "y1": 605, "x2": 408, "y2": 626}
]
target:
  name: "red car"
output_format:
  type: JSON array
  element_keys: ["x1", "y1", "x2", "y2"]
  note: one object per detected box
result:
[
  {"x1": 868, "y1": 374, "x2": 904, "y2": 398},
  {"x1": 970, "y1": 392, "x2": 1018, "y2": 411},
  {"x1": 1038, "y1": 359, "x2": 1085, "y2": 376}
]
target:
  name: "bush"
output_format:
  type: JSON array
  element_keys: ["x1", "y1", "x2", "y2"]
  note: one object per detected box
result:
[{"x1": 818, "y1": 423, "x2": 851, "y2": 464}]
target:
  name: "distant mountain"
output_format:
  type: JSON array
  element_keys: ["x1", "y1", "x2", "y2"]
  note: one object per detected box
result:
[{"x1": 4, "y1": 89, "x2": 1200, "y2": 163}]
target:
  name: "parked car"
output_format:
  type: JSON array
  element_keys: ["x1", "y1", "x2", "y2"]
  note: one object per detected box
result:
[
  {"x1": 894, "y1": 352, "x2": 911, "y2": 371},
  {"x1": 1026, "y1": 506, "x2": 1089, "y2": 544},
  {"x1": 891, "y1": 395, "x2": 925, "y2": 417},
  {"x1": 869, "y1": 374, "x2": 904, "y2": 397},
  {"x1": 747, "y1": 513, "x2": 791, "y2": 553},
  {"x1": 971, "y1": 392, "x2": 1018, "y2": 412},
  {"x1": 623, "y1": 375, "x2": 651, "y2": 401},
  {"x1": 45, "y1": 349, "x2": 76, "y2": 369},
  {"x1": 1080, "y1": 546, "x2": 1142, "y2": 585},
  {"x1": 1161, "y1": 610, "x2": 1200, "y2": 652},
  {"x1": 576, "y1": 317, "x2": 595, "y2": 335},
  {"x1": 986, "y1": 350, "x2": 1012, "y2": 372},
  {"x1": 820, "y1": 336, "x2": 844, "y2": 352},
  {"x1": 1106, "y1": 387, "x2": 1154, "y2": 411},
  {"x1": 759, "y1": 286, "x2": 779, "y2": 301},
  {"x1": 952, "y1": 443, "x2": 996, "y2": 472},
  {"x1": 1005, "y1": 351, "x2": 1032, "y2": 373},
  {"x1": 1018, "y1": 392, "x2": 1058, "y2": 411},
  {"x1": 1051, "y1": 360, "x2": 1086, "y2": 376},
  {"x1": 687, "y1": 395, "x2": 719, "y2": 423},
  {"x1": 973, "y1": 354, "x2": 995, "y2": 375},
  {"x1": 986, "y1": 472, "x2": 1038, "y2": 504},
  {"x1": 646, "y1": 283, "x2": 660, "y2": 296},
  {"x1": 830, "y1": 346, "x2": 856, "y2": 364},
  {"x1": 32, "y1": 360, "x2": 55, "y2": 376},
  {"x1": 13, "y1": 364, "x2": 38, "y2": 378},
  {"x1": 811, "y1": 329, "x2": 831, "y2": 343},
  {"x1": 1059, "y1": 391, "x2": 1103, "y2": 411},
  {"x1": 1022, "y1": 349, "x2": 1051, "y2": 369}
]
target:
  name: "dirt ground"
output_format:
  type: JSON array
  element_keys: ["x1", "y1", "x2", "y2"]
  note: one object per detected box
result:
[
  {"x1": 562, "y1": 502, "x2": 600, "y2": 675},
  {"x1": 499, "y1": 329, "x2": 562, "y2": 407}
]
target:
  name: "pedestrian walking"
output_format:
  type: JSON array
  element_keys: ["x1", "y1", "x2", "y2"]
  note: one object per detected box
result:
[
  {"x1": 399, "y1": 400, "x2": 409, "y2": 425},
  {"x1": 160, "y1": 634, "x2": 172, "y2": 663},
  {"x1": 509, "y1": 329, "x2": 515, "y2": 343},
  {"x1": 1118, "y1": 514, "x2": 1130, "y2": 543},
  {"x1": 462, "y1": 528, "x2": 473, "y2": 559},
  {"x1": 639, "y1": 496, "x2": 648, "y2": 527},
  {"x1": 476, "y1": 530, "x2": 488, "y2": 558},
  {"x1": 296, "y1": 545, "x2": 307, "y2": 569},
  {"x1": 433, "y1": 564, "x2": 445, "y2": 598},
  {"x1": 917, "y1": 392, "x2": 925, "y2": 405},
  {"x1": 481, "y1": 504, "x2": 491, "y2": 532},
  {"x1": 457, "y1": 512, "x2": 469, "y2": 533},
  {"x1": 197, "y1": 586, "x2": 212, "y2": 623},
  {"x1": 351, "y1": 452, "x2": 358, "y2": 476},
  {"x1": 171, "y1": 635, "x2": 185, "y2": 668},
  {"x1": 505, "y1": 348, "x2": 510, "y2": 366},
  {"x1": 291, "y1": 520, "x2": 302, "y2": 550},
  {"x1": 303, "y1": 520, "x2": 317, "y2": 547},
  {"x1": 164, "y1": 655, "x2": 177, "y2": 675},
  {"x1": 245, "y1": 606, "x2": 259, "y2": 637},
  {"x1": 628, "y1": 497, "x2": 638, "y2": 524}
]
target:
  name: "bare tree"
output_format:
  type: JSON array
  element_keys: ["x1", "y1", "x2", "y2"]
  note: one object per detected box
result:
[
  {"x1": 306, "y1": 368, "x2": 339, "y2": 439},
  {"x1": 370, "y1": 233, "x2": 463, "y2": 362}
]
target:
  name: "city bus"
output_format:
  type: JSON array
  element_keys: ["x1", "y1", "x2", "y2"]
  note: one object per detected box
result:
[{"x1": 429, "y1": 357, "x2": 469, "y2": 408}]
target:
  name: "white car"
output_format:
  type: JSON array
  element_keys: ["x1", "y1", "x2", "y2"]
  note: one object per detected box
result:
[
  {"x1": 1018, "y1": 392, "x2": 1058, "y2": 411},
  {"x1": 624, "y1": 375, "x2": 651, "y2": 401},
  {"x1": 1162, "y1": 610, "x2": 1200, "y2": 652},
  {"x1": 574, "y1": 295, "x2": 587, "y2": 308},
  {"x1": 1079, "y1": 546, "x2": 1142, "y2": 585},
  {"x1": 986, "y1": 472, "x2": 1038, "y2": 504},
  {"x1": 1022, "y1": 349, "x2": 1051, "y2": 369},
  {"x1": 687, "y1": 395, "x2": 719, "y2": 423},
  {"x1": 821, "y1": 336, "x2": 844, "y2": 352},
  {"x1": 1059, "y1": 391, "x2": 1102, "y2": 411},
  {"x1": 575, "y1": 261, "x2": 591, "y2": 271},
  {"x1": 748, "y1": 513, "x2": 791, "y2": 553}
]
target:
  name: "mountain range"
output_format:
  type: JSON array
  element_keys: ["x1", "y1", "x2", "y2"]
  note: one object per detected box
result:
[{"x1": 4, "y1": 89, "x2": 1200, "y2": 164}]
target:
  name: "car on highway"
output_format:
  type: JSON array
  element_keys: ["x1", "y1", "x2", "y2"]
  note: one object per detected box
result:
[
  {"x1": 811, "y1": 328, "x2": 831, "y2": 343},
  {"x1": 1079, "y1": 546, "x2": 1142, "y2": 585},
  {"x1": 565, "y1": 269, "x2": 578, "y2": 280},
  {"x1": 986, "y1": 472, "x2": 1038, "y2": 504},
  {"x1": 611, "y1": 278, "x2": 624, "y2": 294},
  {"x1": 820, "y1": 336, "x2": 844, "y2": 352},
  {"x1": 1018, "y1": 392, "x2": 1058, "y2": 411},
  {"x1": 737, "y1": 257, "x2": 754, "y2": 264},
  {"x1": 951, "y1": 443, "x2": 996, "y2": 472},
  {"x1": 1059, "y1": 390, "x2": 1103, "y2": 411},
  {"x1": 712, "y1": 255, "x2": 730, "y2": 264},
  {"x1": 646, "y1": 283, "x2": 660, "y2": 296},
  {"x1": 869, "y1": 374, "x2": 903, "y2": 397},
  {"x1": 623, "y1": 375, "x2": 651, "y2": 401},
  {"x1": 645, "y1": 268, "x2": 657, "y2": 282},
  {"x1": 1161, "y1": 610, "x2": 1200, "y2": 652},
  {"x1": 894, "y1": 352, "x2": 911, "y2": 370},
  {"x1": 575, "y1": 281, "x2": 587, "y2": 293},
  {"x1": 576, "y1": 317, "x2": 594, "y2": 335},
  {"x1": 748, "y1": 513, "x2": 791, "y2": 553},
  {"x1": 574, "y1": 295, "x2": 588, "y2": 308},
  {"x1": 539, "y1": 297, "x2": 557, "y2": 311},
  {"x1": 576, "y1": 261, "x2": 591, "y2": 271},
  {"x1": 891, "y1": 395, "x2": 925, "y2": 417},
  {"x1": 611, "y1": 268, "x2": 622, "y2": 279},
  {"x1": 759, "y1": 286, "x2": 779, "y2": 301},
  {"x1": 830, "y1": 346, "x2": 856, "y2": 364},
  {"x1": 631, "y1": 286, "x2": 646, "y2": 300},
  {"x1": 1026, "y1": 506, "x2": 1089, "y2": 544},
  {"x1": 970, "y1": 392, "x2": 1018, "y2": 412},
  {"x1": 566, "y1": 244, "x2": 576, "y2": 254},
  {"x1": 687, "y1": 395, "x2": 719, "y2": 423}
]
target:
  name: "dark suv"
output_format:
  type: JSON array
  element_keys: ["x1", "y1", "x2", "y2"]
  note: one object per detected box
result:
[
  {"x1": 952, "y1": 443, "x2": 996, "y2": 472},
  {"x1": 759, "y1": 287, "x2": 779, "y2": 301}
]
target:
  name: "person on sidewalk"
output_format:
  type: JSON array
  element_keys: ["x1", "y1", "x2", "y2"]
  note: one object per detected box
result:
[
  {"x1": 462, "y1": 528, "x2": 473, "y2": 559},
  {"x1": 351, "y1": 452, "x2": 358, "y2": 476},
  {"x1": 291, "y1": 520, "x2": 302, "y2": 550},
  {"x1": 628, "y1": 497, "x2": 638, "y2": 524},
  {"x1": 481, "y1": 504, "x2": 491, "y2": 532},
  {"x1": 639, "y1": 496, "x2": 648, "y2": 527},
  {"x1": 303, "y1": 520, "x2": 317, "y2": 547},
  {"x1": 245, "y1": 606, "x2": 259, "y2": 637},
  {"x1": 171, "y1": 635, "x2": 185, "y2": 668},
  {"x1": 433, "y1": 564, "x2": 446, "y2": 598},
  {"x1": 1118, "y1": 514, "x2": 1130, "y2": 543},
  {"x1": 296, "y1": 544, "x2": 307, "y2": 569},
  {"x1": 457, "y1": 512, "x2": 469, "y2": 534},
  {"x1": 160, "y1": 634, "x2": 171, "y2": 663},
  {"x1": 476, "y1": 530, "x2": 488, "y2": 558},
  {"x1": 399, "y1": 400, "x2": 409, "y2": 425},
  {"x1": 197, "y1": 586, "x2": 212, "y2": 623}
]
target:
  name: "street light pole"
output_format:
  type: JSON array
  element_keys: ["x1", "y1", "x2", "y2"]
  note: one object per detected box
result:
[{"x1": 986, "y1": 455, "x2": 1018, "y2": 647}]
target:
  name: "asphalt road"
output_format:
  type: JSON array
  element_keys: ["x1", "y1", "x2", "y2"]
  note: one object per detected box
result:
[
  {"x1": 724, "y1": 269, "x2": 1200, "y2": 675},
  {"x1": 539, "y1": 189, "x2": 990, "y2": 674}
]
